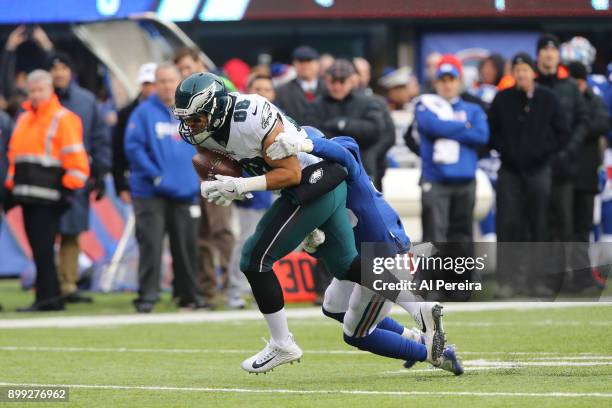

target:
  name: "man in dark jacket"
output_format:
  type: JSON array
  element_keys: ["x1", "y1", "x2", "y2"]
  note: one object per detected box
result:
[
  {"x1": 275, "y1": 46, "x2": 325, "y2": 125},
  {"x1": 567, "y1": 61, "x2": 610, "y2": 292},
  {"x1": 0, "y1": 110, "x2": 11, "y2": 314},
  {"x1": 112, "y1": 62, "x2": 157, "y2": 204},
  {"x1": 303, "y1": 59, "x2": 386, "y2": 180},
  {"x1": 0, "y1": 110, "x2": 13, "y2": 211},
  {"x1": 48, "y1": 52, "x2": 112, "y2": 303},
  {"x1": 353, "y1": 59, "x2": 395, "y2": 190},
  {"x1": 489, "y1": 53, "x2": 571, "y2": 298},
  {"x1": 535, "y1": 34, "x2": 590, "y2": 291}
]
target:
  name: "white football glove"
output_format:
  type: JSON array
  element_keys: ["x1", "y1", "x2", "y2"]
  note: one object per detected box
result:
[
  {"x1": 265, "y1": 132, "x2": 313, "y2": 160},
  {"x1": 302, "y1": 229, "x2": 326, "y2": 254},
  {"x1": 201, "y1": 175, "x2": 252, "y2": 206}
]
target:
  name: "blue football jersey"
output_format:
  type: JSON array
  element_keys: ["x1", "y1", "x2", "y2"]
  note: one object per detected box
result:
[{"x1": 303, "y1": 127, "x2": 410, "y2": 253}]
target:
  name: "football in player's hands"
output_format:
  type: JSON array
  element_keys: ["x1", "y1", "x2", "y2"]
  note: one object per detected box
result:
[{"x1": 192, "y1": 149, "x2": 242, "y2": 181}]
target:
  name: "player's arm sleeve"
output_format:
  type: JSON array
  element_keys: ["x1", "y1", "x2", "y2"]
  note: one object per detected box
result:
[
  {"x1": 124, "y1": 110, "x2": 160, "y2": 180},
  {"x1": 415, "y1": 106, "x2": 469, "y2": 139},
  {"x1": 311, "y1": 137, "x2": 361, "y2": 180},
  {"x1": 256, "y1": 99, "x2": 283, "y2": 140}
]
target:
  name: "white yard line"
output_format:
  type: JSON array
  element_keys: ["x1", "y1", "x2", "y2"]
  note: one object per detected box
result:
[
  {"x1": 0, "y1": 382, "x2": 610, "y2": 398},
  {"x1": 0, "y1": 302, "x2": 610, "y2": 329},
  {"x1": 382, "y1": 367, "x2": 522, "y2": 375},
  {"x1": 382, "y1": 359, "x2": 612, "y2": 375},
  {"x1": 527, "y1": 356, "x2": 612, "y2": 360},
  {"x1": 462, "y1": 359, "x2": 612, "y2": 367},
  {"x1": 0, "y1": 345, "x2": 610, "y2": 359}
]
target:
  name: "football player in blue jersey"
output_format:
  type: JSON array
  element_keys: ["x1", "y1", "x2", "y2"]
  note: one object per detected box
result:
[{"x1": 267, "y1": 127, "x2": 464, "y2": 375}]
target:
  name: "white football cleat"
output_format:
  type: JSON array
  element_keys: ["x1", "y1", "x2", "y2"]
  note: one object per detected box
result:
[
  {"x1": 241, "y1": 334, "x2": 303, "y2": 374},
  {"x1": 416, "y1": 303, "x2": 446, "y2": 365}
]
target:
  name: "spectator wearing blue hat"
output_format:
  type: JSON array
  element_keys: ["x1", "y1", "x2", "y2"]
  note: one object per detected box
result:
[
  {"x1": 415, "y1": 55, "x2": 489, "y2": 244},
  {"x1": 413, "y1": 56, "x2": 488, "y2": 300}
]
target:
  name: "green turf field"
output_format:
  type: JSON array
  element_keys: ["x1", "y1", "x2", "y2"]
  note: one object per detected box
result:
[{"x1": 0, "y1": 280, "x2": 610, "y2": 408}]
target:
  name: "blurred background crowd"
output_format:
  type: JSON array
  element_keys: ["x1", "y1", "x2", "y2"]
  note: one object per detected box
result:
[{"x1": 0, "y1": 1, "x2": 611, "y2": 312}]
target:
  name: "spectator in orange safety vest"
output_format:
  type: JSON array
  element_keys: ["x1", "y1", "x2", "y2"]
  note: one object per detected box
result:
[{"x1": 4, "y1": 69, "x2": 89, "y2": 312}]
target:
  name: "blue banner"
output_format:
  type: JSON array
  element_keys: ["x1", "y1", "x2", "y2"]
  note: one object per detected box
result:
[{"x1": 0, "y1": 0, "x2": 156, "y2": 24}]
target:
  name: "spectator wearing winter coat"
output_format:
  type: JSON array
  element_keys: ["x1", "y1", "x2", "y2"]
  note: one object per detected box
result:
[
  {"x1": 535, "y1": 34, "x2": 590, "y2": 294},
  {"x1": 489, "y1": 53, "x2": 570, "y2": 298},
  {"x1": 353, "y1": 58, "x2": 396, "y2": 191},
  {"x1": 415, "y1": 57, "x2": 489, "y2": 244},
  {"x1": 5, "y1": 70, "x2": 89, "y2": 311},
  {"x1": 566, "y1": 61, "x2": 610, "y2": 292},
  {"x1": 124, "y1": 63, "x2": 203, "y2": 313},
  {"x1": 304, "y1": 59, "x2": 387, "y2": 181},
  {"x1": 47, "y1": 52, "x2": 112, "y2": 303},
  {"x1": 0, "y1": 110, "x2": 14, "y2": 215},
  {"x1": 275, "y1": 46, "x2": 325, "y2": 126}
]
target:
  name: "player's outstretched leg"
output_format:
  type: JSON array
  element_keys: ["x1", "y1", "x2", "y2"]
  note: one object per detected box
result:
[{"x1": 343, "y1": 285, "x2": 444, "y2": 365}]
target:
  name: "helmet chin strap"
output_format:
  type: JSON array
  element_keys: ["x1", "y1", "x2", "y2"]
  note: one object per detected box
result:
[{"x1": 193, "y1": 130, "x2": 213, "y2": 145}]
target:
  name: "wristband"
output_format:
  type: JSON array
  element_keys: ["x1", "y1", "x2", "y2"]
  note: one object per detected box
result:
[{"x1": 240, "y1": 175, "x2": 267, "y2": 193}]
